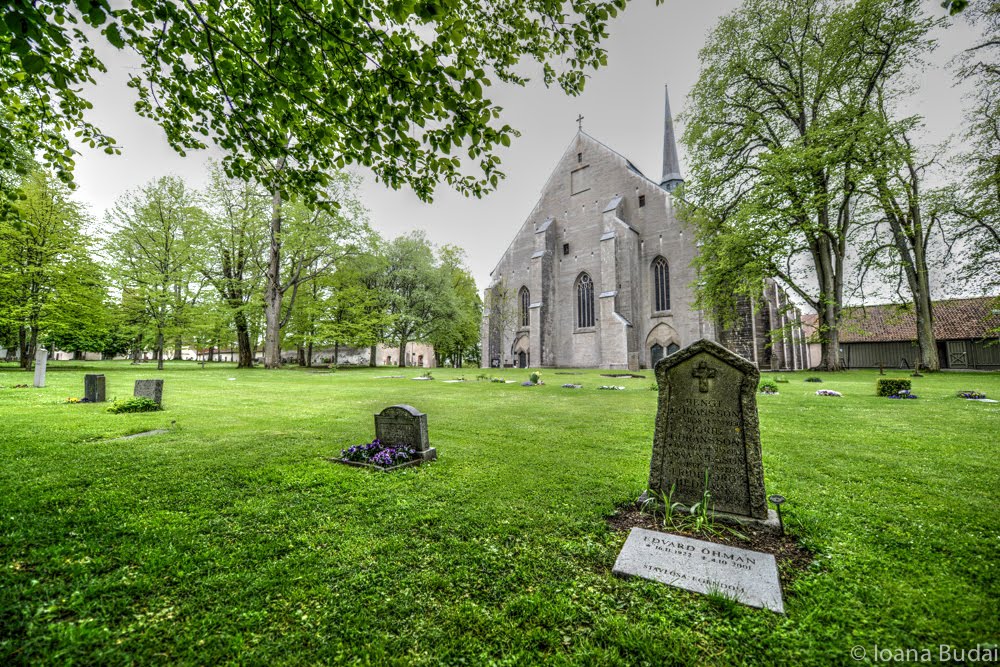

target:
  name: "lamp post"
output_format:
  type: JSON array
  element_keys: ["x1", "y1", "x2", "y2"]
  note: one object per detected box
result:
[{"x1": 769, "y1": 494, "x2": 786, "y2": 536}]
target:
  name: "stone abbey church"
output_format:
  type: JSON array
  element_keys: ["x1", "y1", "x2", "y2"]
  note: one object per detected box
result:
[{"x1": 481, "y1": 89, "x2": 810, "y2": 371}]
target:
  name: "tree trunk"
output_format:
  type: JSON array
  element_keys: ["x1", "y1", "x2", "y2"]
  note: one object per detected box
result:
[
  {"x1": 297, "y1": 345, "x2": 306, "y2": 366},
  {"x1": 156, "y1": 331, "x2": 165, "y2": 371},
  {"x1": 132, "y1": 334, "x2": 142, "y2": 364},
  {"x1": 27, "y1": 327, "x2": 39, "y2": 372},
  {"x1": 233, "y1": 310, "x2": 254, "y2": 368},
  {"x1": 306, "y1": 341, "x2": 313, "y2": 367},
  {"x1": 398, "y1": 339, "x2": 407, "y2": 367},
  {"x1": 369, "y1": 344, "x2": 377, "y2": 367},
  {"x1": 18, "y1": 326, "x2": 29, "y2": 370},
  {"x1": 334, "y1": 341, "x2": 339, "y2": 367},
  {"x1": 174, "y1": 337, "x2": 183, "y2": 361},
  {"x1": 263, "y1": 183, "x2": 284, "y2": 369}
]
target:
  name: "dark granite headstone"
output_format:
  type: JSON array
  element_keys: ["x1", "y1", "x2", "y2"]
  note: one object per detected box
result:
[
  {"x1": 84, "y1": 374, "x2": 106, "y2": 402},
  {"x1": 134, "y1": 379, "x2": 164, "y2": 405},
  {"x1": 374, "y1": 404, "x2": 435, "y2": 461},
  {"x1": 649, "y1": 338, "x2": 768, "y2": 520}
]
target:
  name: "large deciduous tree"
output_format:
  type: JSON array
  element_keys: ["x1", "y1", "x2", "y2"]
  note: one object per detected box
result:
[
  {"x1": 105, "y1": 176, "x2": 203, "y2": 370},
  {"x1": 2, "y1": 0, "x2": 627, "y2": 205},
  {"x1": 681, "y1": 0, "x2": 937, "y2": 370},
  {"x1": 948, "y1": 2, "x2": 1000, "y2": 301},
  {"x1": 0, "y1": 170, "x2": 100, "y2": 368},
  {"x1": 199, "y1": 164, "x2": 267, "y2": 368}
]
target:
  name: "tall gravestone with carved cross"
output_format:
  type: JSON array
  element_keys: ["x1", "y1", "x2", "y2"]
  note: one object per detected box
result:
[{"x1": 648, "y1": 338, "x2": 770, "y2": 521}]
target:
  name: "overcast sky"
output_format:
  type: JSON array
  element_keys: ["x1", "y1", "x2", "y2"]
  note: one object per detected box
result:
[{"x1": 69, "y1": 0, "x2": 982, "y2": 298}]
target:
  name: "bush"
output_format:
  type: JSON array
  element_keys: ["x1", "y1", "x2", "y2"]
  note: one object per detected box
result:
[
  {"x1": 877, "y1": 378, "x2": 911, "y2": 397},
  {"x1": 107, "y1": 397, "x2": 161, "y2": 414},
  {"x1": 758, "y1": 380, "x2": 779, "y2": 394},
  {"x1": 529, "y1": 371, "x2": 541, "y2": 385},
  {"x1": 805, "y1": 377, "x2": 823, "y2": 383}
]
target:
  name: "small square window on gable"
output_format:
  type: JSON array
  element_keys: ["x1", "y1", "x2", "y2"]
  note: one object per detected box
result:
[
  {"x1": 639, "y1": 195, "x2": 646, "y2": 208},
  {"x1": 577, "y1": 152, "x2": 582, "y2": 163}
]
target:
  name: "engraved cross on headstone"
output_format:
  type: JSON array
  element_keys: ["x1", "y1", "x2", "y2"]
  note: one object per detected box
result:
[{"x1": 691, "y1": 360, "x2": 717, "y2": 392}]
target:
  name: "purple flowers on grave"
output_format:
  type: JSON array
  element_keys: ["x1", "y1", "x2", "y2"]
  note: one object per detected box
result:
[
  {"x1": 888, "y1": 389, "x2": 918, "y2": 399},
  {"x1": 341, "y1": 438, "x2": 417, "y2": 468}
]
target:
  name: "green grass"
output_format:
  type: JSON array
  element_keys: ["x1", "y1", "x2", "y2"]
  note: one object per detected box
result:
[{"x1": 1, "y1": 362, "x2": 998, "y2": 665}]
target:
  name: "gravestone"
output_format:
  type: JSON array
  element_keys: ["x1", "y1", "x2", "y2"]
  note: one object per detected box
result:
[
  {"x1": 613, "y1": 528, "x2": 784, "y2": 613},
  {"x1": 33, "y1": 347, "x2": 47, "y2": 388},
  {"x1": 648, "y1": 338, "x2": 769, "y2": 521},
  {"x1": 134, "y1": 379, "x2": 164, "y2": 405},
  {"x1": 84, "y1": 374, "x2": 106, "y2": 402},
  {"x1": 374, "y1": 405, "x2": 436, "y2": 461}
]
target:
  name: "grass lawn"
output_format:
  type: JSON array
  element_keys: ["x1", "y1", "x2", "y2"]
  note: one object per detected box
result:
[{"x1": 1, "y1": 361, "x2": 998, "y2": 665}]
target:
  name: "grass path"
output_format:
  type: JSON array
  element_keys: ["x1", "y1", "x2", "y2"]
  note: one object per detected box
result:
[{"x1": 1, "y1": 362, "x2": 998, "y2": 665}]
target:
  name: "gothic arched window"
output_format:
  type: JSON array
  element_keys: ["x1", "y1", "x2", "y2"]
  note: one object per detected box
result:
[
  {"x1": 652, "y1": 256, "x2": 671, "y2": 312},
  {"x1": 519, "y1": 286, "x2": 530, "y2": 327},
  {"x1": 576, "y1": 273, "x2": 595, "y2": 328}
]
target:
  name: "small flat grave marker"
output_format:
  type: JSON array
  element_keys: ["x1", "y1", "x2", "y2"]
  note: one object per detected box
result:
[
  {"x1": 84, "y1": 374, "x2": 106, "y2": 402},
  {"x1": 613, "y1": 528, "x2": 784, "y2": 613},
  {"x1": 375, "y1": 404, "x2": 436, "y2": 461},
  {"x1": 134, "y1": 379, "x2": 164, "y2": 405}
]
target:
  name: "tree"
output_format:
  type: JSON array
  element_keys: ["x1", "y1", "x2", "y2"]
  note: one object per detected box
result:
[
  {"x1": 323, "y1": 250, "x2": 396, "y2": 367},
  {"x1": 483, "y1": 278, "x2": 520, "y2": 368},
  {"x1": 199, "y1": 164, "x2": 267, "y2": 368},
  {"x1": 105, "y1": 176, "x2": 203, "y2": 370},
  {"x1": 3, "y1": 0, "x2": 626, "y2": 207},
  {"x1": 0, "y1": 170, "x2": 96, "y2": 368},
  {"x1": 948, "y1": 2, "x2": 1000, "y2": 300},
  {"x1": 259, "y1": 172, "x2": 370, "y2": 368},
  {"x1": 851, "y1": 100, "x2": 946, "y2": 371},
  {"x1": 429, "y1": 245, "x2": 482, "y2": 367},
  {"x1": 382, "y1": 232, "x2": 453, "y2": 367},
  {"x1": 681, "y1": 0, "x2": 937, "y2": 370}
]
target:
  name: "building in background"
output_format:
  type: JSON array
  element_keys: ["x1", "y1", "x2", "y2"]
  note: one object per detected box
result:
[
  {"x1": 481, "y1": 87, "x2": 808, "y2": 370},
  {"x1": 839, "y1": 297, "x2": 1000, "y2": 370}
]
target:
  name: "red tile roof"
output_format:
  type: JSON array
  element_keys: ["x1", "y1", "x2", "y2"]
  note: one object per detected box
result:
[{"x1": 839, "y1": 297, "x2": 1000, "y2": 343}]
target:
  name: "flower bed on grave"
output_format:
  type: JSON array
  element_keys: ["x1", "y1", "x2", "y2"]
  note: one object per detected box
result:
[{"x1": 336, "y1": 438, "x2": 420, "y2": 472}]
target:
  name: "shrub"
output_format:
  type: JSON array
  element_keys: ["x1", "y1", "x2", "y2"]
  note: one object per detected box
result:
[
  {"x1": 529, "y1": 371, "x2": 541, "y2": 384},
  {"x1": 877, "y1": 378, "x2": 911, "y2": 397},
  {"x1": 805, "y1": 377, "x2": 823, "y2": 383},
  {"x1": 107, "y1": 397, "x2": 161, "y2": 414},
  {"x1": 774, "y1": 376, "x2": 789, "y2": 384},
  {"x1": 490, "y1": 377, "x2": 506, "y2": 383},
  {"x1": 758, "y1": 380, "x2": 779, "y2": 394}
]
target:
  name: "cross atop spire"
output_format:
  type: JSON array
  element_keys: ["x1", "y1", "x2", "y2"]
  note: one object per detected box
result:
[
  {"x1": 660, "y1": 85, "x2": 684, "y2": 193},
  {"x1": 576, "y1": 114, "x2": 584, "y2": 131}
]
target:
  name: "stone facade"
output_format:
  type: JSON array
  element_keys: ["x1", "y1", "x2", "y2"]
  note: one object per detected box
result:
[{"x1": 482, "y1": 90, "x2": 809, "y2": 370}]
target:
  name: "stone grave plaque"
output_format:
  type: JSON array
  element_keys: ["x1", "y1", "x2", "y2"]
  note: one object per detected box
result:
[
  {"x1": 613, "y1": 528, "x2": 784, "y2": 613},
  {"x1": 134, "y1": 379, "x2": 164, "y2": 405},
  {"x1": 33, "y1": 347, "x2": 47, "y2": 388},
  {"x1": 650, "y1": 338, "x2": 768, "y2": 520},
  {"x1": 374, "y1": 404, "x2": 435, "y2": 461},
  {"x1": 84, "y1": 374, "x2": 106, "y2": 402}
]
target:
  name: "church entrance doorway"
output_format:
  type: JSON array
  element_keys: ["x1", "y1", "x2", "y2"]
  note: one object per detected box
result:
[{"x1": 517, "y1": 351, "x2": 527, "y2": 368}]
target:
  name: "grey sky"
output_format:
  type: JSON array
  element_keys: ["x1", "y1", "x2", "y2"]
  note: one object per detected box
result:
[{"x1": 70, "y1": 0, "x2": 982, "y2": 297}]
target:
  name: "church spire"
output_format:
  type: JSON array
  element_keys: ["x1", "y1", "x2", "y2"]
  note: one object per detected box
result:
[{"x1": 660, "y1": 85, "x2": 684, "y2": 192}]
